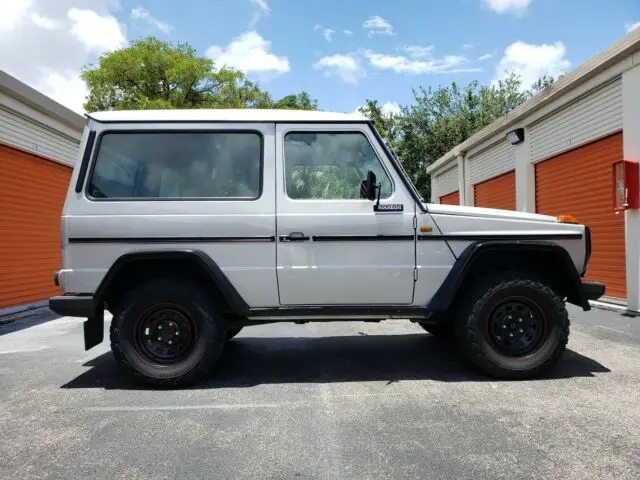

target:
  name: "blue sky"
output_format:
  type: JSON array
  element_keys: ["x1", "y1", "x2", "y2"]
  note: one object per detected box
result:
[{"x1": 1, "y1": 0, "x2": 639, "y2": 114}]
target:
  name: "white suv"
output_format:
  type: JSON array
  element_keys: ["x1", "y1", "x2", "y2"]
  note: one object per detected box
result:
[{"x1": 49, "y1": 109, "x2": 604, "y2": 387}]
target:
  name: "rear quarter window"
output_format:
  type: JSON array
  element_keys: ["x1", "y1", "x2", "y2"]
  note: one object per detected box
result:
[{"x1": 87, "y1": 131, "x2": 262, "y2": 200}]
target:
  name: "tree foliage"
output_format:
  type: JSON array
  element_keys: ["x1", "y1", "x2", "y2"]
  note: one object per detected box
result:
[
  {"x1": 82, "y1": 37, "x2": 317, "y2": 112},
  {"x1": 359, "y1": 73, "x2": 555, "y2": 201}
]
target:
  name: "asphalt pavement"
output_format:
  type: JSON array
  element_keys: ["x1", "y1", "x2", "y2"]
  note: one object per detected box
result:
[{"x1": 1, "y1": 306, "x2": 639, "y2": 479}]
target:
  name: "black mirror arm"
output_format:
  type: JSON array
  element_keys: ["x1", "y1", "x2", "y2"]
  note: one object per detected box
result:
[{"x1": 375, "y1": 182, "x2": 382, "y2": 207}]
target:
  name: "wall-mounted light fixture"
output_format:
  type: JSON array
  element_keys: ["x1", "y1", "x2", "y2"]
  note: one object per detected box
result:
[{"x1": 506, "y1": 128, "x2": 525, "y2": 145}]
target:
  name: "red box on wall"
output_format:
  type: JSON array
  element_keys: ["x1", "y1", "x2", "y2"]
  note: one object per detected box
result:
[{"x1": 613, "y1": 160, "x2": 640, "y2": 212}]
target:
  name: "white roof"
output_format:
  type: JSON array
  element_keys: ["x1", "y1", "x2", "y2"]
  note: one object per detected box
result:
[{"x1": 88, "y1": 108, "x2": 368, "y2": 123}]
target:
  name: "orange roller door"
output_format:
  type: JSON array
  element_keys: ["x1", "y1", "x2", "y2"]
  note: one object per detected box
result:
[
  {"x1": 440, "y1": 191, "x2": 459, "y2": 205},
  {"x1": 535, "y1": 133, "x2": 625, "y2": 299},
  {"x1": 474, "y1": 170, "x2": 516, "y2": 210},
  {"x1": 0, "y1": 145, "x2": 72, "y2": 308}
]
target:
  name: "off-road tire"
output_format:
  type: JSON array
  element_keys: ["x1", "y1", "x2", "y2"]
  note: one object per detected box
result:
[
  {"x1": 454, "y1": 272, "x2": 569, "y2": 379},
  {"x1": 110, "y1": 278, "x2": 227, "y2": 388},
  {"x1": 226, "y1": 327, "x2": 243, "y2": 340}
]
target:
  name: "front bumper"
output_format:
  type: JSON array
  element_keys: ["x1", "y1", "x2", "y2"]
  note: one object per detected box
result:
[
  {"x1": 49, "y1": 295, "x2": 95, "y2": 317},
  {"x1": 581, "y1": 280, "x2": 605, "y2": 301}
]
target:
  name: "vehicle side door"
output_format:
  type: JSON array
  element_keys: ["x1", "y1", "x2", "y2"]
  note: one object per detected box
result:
[{"x1": 275, "y1": 123, "x2": 416, "y2": 305}]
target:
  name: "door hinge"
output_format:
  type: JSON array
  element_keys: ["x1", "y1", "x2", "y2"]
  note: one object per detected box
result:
[
  {"x1": 413, "y1": 269, "x2": 418, "y2": 281},
  {"x1": 413, "y1": 216, "x2": 417, "y2": 229}
]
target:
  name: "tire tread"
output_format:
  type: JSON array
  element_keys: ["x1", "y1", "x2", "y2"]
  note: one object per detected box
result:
[
  {"x1": 455, "y1": 273, "x2": 570, "y2": 379},
  {"x1": 110, "y1": 278, "x2": 225, "y2": 388}
]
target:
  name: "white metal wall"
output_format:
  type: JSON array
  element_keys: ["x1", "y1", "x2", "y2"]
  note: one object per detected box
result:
[
  {"x1": 432, "y1": 164, "x2": 459, "y2": 201},
  {"x1": 0, "y1": 105, "x2": 80, "y2": 167},
  {"x1": 530, "y1": 78, "x2": 623, "y2": 163},
  {"x1": 468, "y1": 139, "x2": 515, "y2": 185}
]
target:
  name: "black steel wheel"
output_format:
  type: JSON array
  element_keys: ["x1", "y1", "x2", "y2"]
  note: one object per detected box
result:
[
  {"x1": 485, "y1": 299, "x2": 546, "y2": 357},
  {"x1": 134, "y1": 304, "x2": 198, "y2": 365},
  {"x1": 455, "y1": 273, "x2": 569, "y2": 379},
  {"x1": 110, "y1": 278, "x2": 227, "y2": 388}
]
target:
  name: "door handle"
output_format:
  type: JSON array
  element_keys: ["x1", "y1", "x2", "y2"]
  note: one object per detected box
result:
[{"x1": 279, "y1": 232, "x2": 310, "y2": 242}]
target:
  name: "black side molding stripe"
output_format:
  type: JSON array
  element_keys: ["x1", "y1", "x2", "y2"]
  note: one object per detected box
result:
[
  {"x1": 69, "y1": 236, "x2": 276, "y2": 244},
  {"x1": 75, "y1": 130, "x2": 96, "y2": 193},
  {"x1": 312, "y1": 235, "x2": 414, "y2": 242},
  {"x1": 418, "y1": 233, "x2": 582, "y2": 241}
]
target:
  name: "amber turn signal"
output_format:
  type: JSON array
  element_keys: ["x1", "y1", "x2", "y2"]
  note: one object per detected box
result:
[
  {"x1": 420, "y1": 226, "x2": 433, "y2": 233},
  {"x1": 557, "y1": 215, "x2": 578, "y2": 224}
]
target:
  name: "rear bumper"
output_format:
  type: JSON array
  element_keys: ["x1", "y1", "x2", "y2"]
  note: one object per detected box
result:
[
  {"x1": 581, "y1": 280, "x2": 605, "y2": 301},
  {"x1": 49, "y1": 295, "x2": 95, "y2": 317}
]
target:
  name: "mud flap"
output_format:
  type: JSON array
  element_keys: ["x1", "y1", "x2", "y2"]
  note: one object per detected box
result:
[{"x1": 83, "y1": 310, "x2": 104, "y2": 350}]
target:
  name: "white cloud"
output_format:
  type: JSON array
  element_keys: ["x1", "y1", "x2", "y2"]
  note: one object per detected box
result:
[
  {"x1": 68, "y1": 8, "x2": 126, "y2": 53},
  {"x1": 381, "y1": 101, "x2": 401, "y2": 116},
  {"x1": 343, "y1": 29, "x2": 353, "y2": 36},
  {"x1": 314, "y1": 54, "x2": 364, "y2": 84},
  {"x1": 42, "y1": 71, "x2": 89, "y2": 113},
  {"x1": 482, "y1": 0, "x2": 532, "y2": 15},
  {"x1": 0, "y1": 0, "x2": 32, "y2": 31},
  {"x1": 207, "y1": 31, "x2": 289, "y2": 75},
  {"x1": 131, "y1": 7, "x2": 172, "y2": 34},
  {"x1": 463, "y1": 43, "x2": 475, "y2": 50},
  {"x1": 248, "y1": 0, "x2": 270, "y2": 28},
  {"x1": 625, "y1": 22, "x2": 640, "y2": 33},
  {"x1": 323, "y1": 28, "x2": 335, "y2": 42},
  {"x1": 250, "y1": 0, "x2": 270, "y2": 12},
  {"x1": 495, "y1": 41, "x2": 570, "y2": 87},
  {"x1": 0, "y1": 1, "x2": 126, "y2": 114},
  {"x1": 363, "y1": 15, "x2": 394, "y2": 36},
  {"x1": 30, "y1": 13, "x2": 58, "y2": 30},
  {"x1": 403, "y1": 45, "x2": 434, "y2": 59},
  {"x1": 478, "y1": 53, "x2": 494, "y2": 61},
  {"x1": 313, "y1": 24, "x2": 322, "y2": 31},
  {"x1": 365, "y1": 50, "x2": 480, "y2": 75}
]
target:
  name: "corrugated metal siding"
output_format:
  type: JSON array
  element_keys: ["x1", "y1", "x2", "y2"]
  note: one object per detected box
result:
[
  {"x1": 440, "y1": 191, "x2": 460, "y2": 206},
  {"x1": 530, "y1": 79, "x2": 622, "y2": 162},
  {"x1": 0, "y1": 145, "x2": 72, "y2": 308},
  {"x1": 469, "y1": 139, "x2": 514, "y2": 185},
  {"x1": 474, "y1": 170, "x2": 516, "y2": 210},
  {"x1": 433, "y1": 165, "x2": 459, "y2": 201},
  {"x1": 0, "y1": 106, "x2": 80, "y2": 167},
  {"x1": 535, "y1": 133, "x2": 625, "y2": 299}
]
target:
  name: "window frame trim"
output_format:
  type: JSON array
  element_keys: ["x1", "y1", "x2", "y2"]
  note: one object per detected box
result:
[
  {"x1": 281, "y1": 129, "x2": 396, "y2": 202},
  {"x1": 84, "y1": 128, "x2": 265, "y2": 202}
]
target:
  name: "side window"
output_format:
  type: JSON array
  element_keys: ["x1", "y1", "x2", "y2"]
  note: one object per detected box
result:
[
  {"x1": 88, "y1": 131, "x2": 262, "y2": 199},
  {"x1": 284, "y1": 132, "x2": 393, "y2": 200}
]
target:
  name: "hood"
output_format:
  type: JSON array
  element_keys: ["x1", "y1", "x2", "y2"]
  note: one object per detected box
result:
[{"x1": 425, "y1": 203, "x2": 559, "y2": 223}]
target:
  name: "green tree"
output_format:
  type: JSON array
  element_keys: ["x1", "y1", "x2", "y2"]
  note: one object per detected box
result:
[
  {"x1": 383, "y1": 72, "x2": 543, "y2": 201},
  {"x1": 81, "y1": 37, "x2": 318, "y2": 112},
  {"x1": 273, "y1": 91, "x2": 318, "y2": 110},
  {"x1": 528, "y1": 74, "x2": 555, "y2": 96},
  {"x1": 358, "y1": 99, "x2": 400, "y2": 144}
]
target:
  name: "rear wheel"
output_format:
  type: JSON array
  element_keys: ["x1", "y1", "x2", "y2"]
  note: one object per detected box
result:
[
  {"x1": 110, "y1": 278, "x2": 227, "y2": 388},
  {"x1": 454, "y1": 273, "x2": 569, "y2": 379}
]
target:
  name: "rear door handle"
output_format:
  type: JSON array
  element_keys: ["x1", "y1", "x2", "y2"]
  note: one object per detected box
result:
[{"x1": 279, "y1": 232, "x2": 310, "y2": 242}]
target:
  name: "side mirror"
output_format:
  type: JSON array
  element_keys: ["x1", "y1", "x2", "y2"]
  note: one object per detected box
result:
[{"x1": 360, "y1": 170, "x2": 378, "y2": 201}]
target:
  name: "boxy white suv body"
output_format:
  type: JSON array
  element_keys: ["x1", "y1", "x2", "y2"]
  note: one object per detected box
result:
[{"x1": 50, "y1": 109, "x2": 604, "y2": 387}]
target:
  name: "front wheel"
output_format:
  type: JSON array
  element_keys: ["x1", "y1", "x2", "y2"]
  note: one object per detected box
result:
[
  {"x1": 455, "y1": 273, "x2": 570, "y2": 379},
  {"x1": 110, "y1": 278, "x2": 227, "y2": 388}
]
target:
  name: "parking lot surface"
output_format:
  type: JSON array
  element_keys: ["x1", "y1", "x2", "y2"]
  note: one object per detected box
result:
[{"x1": 1, "y1": 306, "x2": 639, "y2": 480}]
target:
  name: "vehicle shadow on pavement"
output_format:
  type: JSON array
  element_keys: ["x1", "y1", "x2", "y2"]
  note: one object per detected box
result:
[{"x1": 61, "y1": 334, "x2": 610, "y2": 390}]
